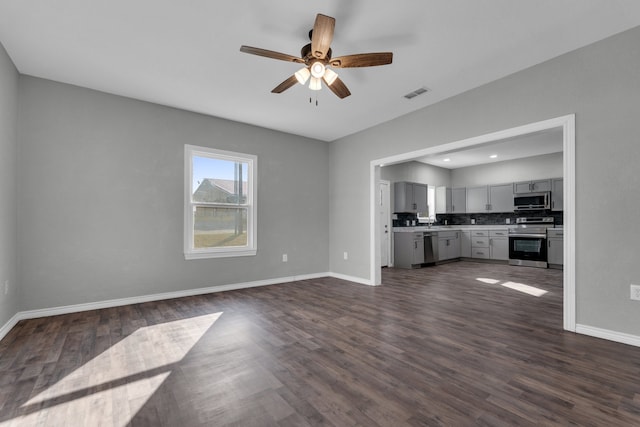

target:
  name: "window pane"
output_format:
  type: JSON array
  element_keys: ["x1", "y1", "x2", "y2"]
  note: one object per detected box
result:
[
  {"x1": 193, "y1": 206, "x2": 248, "y2": 248},
  {"x1": 192, "y1": 156, "x2": 248, "y2": 204}
]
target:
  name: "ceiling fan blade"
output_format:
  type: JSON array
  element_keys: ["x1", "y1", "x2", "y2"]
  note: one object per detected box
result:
[
  {"x1": 271, "y1": 75, "x2": 299, "y2": 94},
  {"x1": 323, "y1": 76, "x2": 351, "y2": 99},
  {"x1": 240, "y1": 46, "x2": 305, "y2": 63},
  {"x1": 311, "y1": 14, "x2": 335, "y2": 59},
  {"x1": 329, "y1": 52, "x2": 393, "y2": 68}
]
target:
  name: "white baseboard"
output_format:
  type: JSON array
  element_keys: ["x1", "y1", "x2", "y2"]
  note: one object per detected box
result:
[
  {"x1": 4, "y1": 276, "x2": 640, "y2": 351},
  {"x1": 0, "y1": 272, "x2": 331, "y2": 342},
  {"x1": 576, "y1": 324, "x2": 640, "y2": 348},
  {"x1": 328, "y1": 272, "x2": 373, "y2": 286},
  {"x1": 0, "y1": 313, "x2": 21, "y2": 343}
]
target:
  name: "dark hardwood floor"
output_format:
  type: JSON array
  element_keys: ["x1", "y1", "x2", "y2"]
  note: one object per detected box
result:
[{"x1": 1, "y1": 261, "x2": 640, "y2": 426}]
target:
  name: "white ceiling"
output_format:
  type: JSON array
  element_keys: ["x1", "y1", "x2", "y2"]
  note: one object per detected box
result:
[
  {"x1": 1, "y1": 1, "x2": 640, "y2": 142},
  {"x1": 416, "y1": 127, "x2": 564, "y2": 169}
]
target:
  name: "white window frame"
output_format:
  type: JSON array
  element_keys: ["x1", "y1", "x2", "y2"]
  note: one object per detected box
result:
[{"x1": 184, "y1": 145, "x2": 257, "y2": 260}]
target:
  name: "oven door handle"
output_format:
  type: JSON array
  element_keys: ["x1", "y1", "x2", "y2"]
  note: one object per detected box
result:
[{"x1": 508, "y1": 233, "x2": 547, "y2": 238}]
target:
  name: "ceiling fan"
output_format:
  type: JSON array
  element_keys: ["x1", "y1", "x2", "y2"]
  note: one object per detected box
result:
[{"x1": 239, "y1": 13, "x2": 393, "y2": 99}]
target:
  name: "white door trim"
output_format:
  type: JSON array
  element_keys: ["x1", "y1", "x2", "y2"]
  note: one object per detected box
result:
[
  {"x1": 369, "y1": 114, "x2": 576, "y2": 332},
  {"x1": 379, "y1": 180, "x2": 391, "y2": 267}
]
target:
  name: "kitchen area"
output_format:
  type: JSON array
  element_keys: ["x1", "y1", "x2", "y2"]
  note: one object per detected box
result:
[{"x1": 382, "y1": 132, "x2": 564, "y2": 271}]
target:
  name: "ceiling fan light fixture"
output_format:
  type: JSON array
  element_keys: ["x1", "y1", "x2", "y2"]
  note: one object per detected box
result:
[
  {"x1": 310, "y1": 61, "x2": 326, "y2": 79},
  {"x1": 309, "y1": 76, "x2": 322, "y2": 90},
  {"x1": 323, "y1": 68, "x2": 338, "y2": 86},
  {"x1": 295, "y1": 67, "x2": 310, "y2": 85}
]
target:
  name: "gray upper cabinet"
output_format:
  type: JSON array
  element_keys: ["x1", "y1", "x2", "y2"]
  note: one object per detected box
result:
[
  {"x1": 394, "y1": 182, "x2": 428, "y2": 214},
  {"x1": 513, "y1": 179, "x2": 552, "y2": 193},
  {"x1": 466, "y1": 186, "x2": 489, "y2": 213},
  {"x1": 436, "y1": 186, "x2": 466, "y2": 213},
  {"x1": 551, "y1": 178, "x2": 563, "y2": 211},
  {"x1": 435, "y1": 186, "x2": 451, "y2": 214},
  {"x1": 466, "y1": 184, "x2": 513, "y2": 213},
  {"x1": 489, "y1": 183, "x2": 514, "y2": 212},
  {"x1": 451, "y1": 188, "x2": 466, "y2": 213}
]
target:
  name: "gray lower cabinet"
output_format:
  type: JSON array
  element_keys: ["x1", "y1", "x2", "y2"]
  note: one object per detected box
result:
[
  {"x1": 394, "y1": 232, "x2": 424, "y2": 268},
  {"x1": 471, "y1": 230, "x2": 490, "y2": 259},
  {"x1": 460, "y1": 231, "x2": 471, "y2": 257},
  {"x1": 547, "y1": 229, "x2": 564, "y2": 267},
  {"x1": 437, "y1": 231, "x2": 460, "y2": 261},
  {"x1": 489, "y1": 230, "x2": 509, "y2": 260},
  {"x1": 551, "y1": 178, "x2": 563, "y2": 211},
  {"x1": 470, "y1": 229, "x2": 508, "y2": 260}
]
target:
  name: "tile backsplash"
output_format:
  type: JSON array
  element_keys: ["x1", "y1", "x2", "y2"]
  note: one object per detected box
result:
[
  {"x1": 436, "y1": 211, "x2": 563, "y2": 226},
  {"x1": 393, "y1": 211, "x2": 563, "y2": 227}
]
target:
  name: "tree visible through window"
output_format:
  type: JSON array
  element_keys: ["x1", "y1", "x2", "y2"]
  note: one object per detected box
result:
[{"x1": 185, "y1": 145, "x2": 257, "y2": 259}]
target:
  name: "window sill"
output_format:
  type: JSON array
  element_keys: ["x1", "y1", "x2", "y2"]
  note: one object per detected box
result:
[{"x1": 184, "y1": 249, "x2": 257, "y2": 260}]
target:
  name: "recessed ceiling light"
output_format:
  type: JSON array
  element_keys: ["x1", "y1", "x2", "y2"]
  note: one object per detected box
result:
[
  {"x1": 489, "y1": 154, "x2": 498, "y2": 158},
  {"x1": 443, "y1": 158, "x2": 451, "y2": 162}
]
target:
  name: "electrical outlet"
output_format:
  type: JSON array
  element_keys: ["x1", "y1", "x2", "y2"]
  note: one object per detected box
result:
[
  {"x1": 282, "y1": 254, "x2": 288, "y2": 262},
  {"x1": 631, "y1": 284, "x2": 640, "y2": 301},
  {"x1": 343, "y1": 252, "x2": 348, "y2": 260}
]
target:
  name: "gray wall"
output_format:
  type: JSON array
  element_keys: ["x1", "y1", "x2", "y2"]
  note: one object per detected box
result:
[
  {"x1": 0, "y1": 42, "x2": 19, "y2": 327},
  {"x1": 381, "y1": 152, "x2": 563, "y2": 189},
  {"x1": 17, "y1": 77, "x2": 330, "y2": 310},
  {"x1": 451, "y1": 152, "x2": 563, "y2": 187},
  {"x1": 381, "y1": 161, "x2": 451, "y2": 188},
  {"x1": 329, "y1": 26, "x2": 640, "y2": 335}
]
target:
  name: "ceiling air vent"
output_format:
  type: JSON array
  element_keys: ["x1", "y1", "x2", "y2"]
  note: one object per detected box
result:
[{"x1": 404, "y1": 87, "x2": 429, "y2": 100}]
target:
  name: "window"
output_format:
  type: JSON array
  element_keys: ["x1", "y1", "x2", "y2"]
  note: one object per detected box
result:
[
  {"x1": 427, "y1": 185, "x2": 436, "y2": 222},
  {"x1": 184, "y1": 145, "x2": 257, "y2": 259}
]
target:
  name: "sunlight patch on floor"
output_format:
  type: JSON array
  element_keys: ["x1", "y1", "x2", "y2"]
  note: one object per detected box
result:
[
  {"x1": 476, "y1": 277, "x2": 548, "y2": 297},
  {"x1": 501, "y1": 281, "x2": 548, "y2": 297},
  {"x1": 8, "y1": 312, "x2": 222, "y2": 427},
  {"x1": 476, "y1": 278, "x2": 500, "y2": 285}
]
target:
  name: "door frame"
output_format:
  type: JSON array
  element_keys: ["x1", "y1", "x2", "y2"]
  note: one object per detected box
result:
[
  {"x1": 379, "y1": 179, "x2": 391, "y2": 267},
  {"x1": 369, "y1": 114, "x2": 576, "y2": 332}
]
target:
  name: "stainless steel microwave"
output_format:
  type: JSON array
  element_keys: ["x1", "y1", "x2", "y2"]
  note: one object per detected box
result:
[{"x1": 513, "y1": 192, "x2": 550, "y2": 211}]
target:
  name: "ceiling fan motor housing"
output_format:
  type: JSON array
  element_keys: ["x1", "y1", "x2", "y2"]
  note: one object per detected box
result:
[{"x1": 301, "y1": 44, "x2": 331, "y2": 64}]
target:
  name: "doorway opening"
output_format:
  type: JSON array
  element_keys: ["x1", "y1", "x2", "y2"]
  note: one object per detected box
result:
[{"x1": 369, "y1": 115, "x2": 575, "y2": 332}]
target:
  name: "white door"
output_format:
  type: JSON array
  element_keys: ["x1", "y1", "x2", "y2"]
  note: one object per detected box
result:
[{"x1": 380, "y1": 180, "x2": 391, "y2": 267}]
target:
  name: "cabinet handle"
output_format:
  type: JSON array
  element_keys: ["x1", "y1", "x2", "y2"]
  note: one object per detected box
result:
[
  {"x1": 490, "y1": 239, "x2": 493, "y2": 246},
  {"x1": 548, "y1": 240, "x2": 551, "y2": 248}
]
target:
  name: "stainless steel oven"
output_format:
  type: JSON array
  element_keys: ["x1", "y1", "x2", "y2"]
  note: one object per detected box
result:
[{"x1": 508, "y1": 217, "x2": 554, "y2": 268}]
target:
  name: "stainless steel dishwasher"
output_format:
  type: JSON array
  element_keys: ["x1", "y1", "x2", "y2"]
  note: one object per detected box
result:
[{"x1": 423, "y1": 231, "x2": 438, "y2": 264}]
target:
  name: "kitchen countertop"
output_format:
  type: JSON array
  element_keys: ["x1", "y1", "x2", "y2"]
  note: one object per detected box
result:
[
  {"x1": 393, "y1": 225, "x2": 564, "y2": 232},
  {"x1": 393, "y1": 225, "x2": 515, "y2": 232}
]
